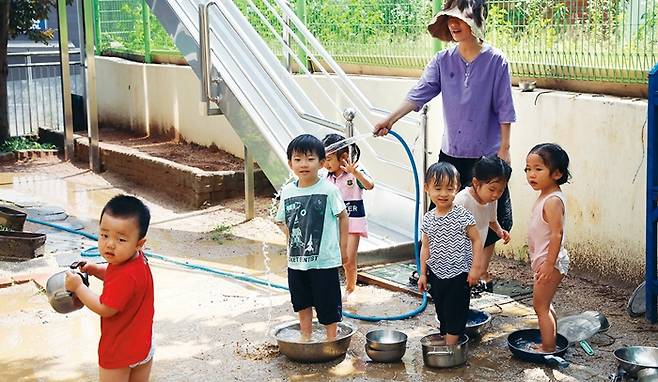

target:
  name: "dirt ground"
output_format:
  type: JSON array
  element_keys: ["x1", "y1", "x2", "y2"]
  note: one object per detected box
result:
[
  {"x1": 80, "y1": 127, "x2": 246, "y2": 172},
  {"x1": 1, "y1": 160, "x2": 657, "y2": 382}
]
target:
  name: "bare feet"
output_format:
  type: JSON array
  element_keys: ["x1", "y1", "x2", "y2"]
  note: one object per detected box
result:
[
  {"x1": 528, "y1": 343, "x2": 555, "y2": 353},
  {"x1": 300, "y1": 333, "x2": 312, "y2": 342}
]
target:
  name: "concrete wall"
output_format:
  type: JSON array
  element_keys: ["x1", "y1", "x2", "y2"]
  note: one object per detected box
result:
[
  {"x1": 96, "y1": 57, "x2": 648, "y2": 283},
  {"x1": 96, "y1": 57, "x2": 245, "y2": 158}
]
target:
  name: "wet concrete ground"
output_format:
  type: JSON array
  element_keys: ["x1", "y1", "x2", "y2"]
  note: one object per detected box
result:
[{"x1": 1, "y1": 161, "x2": 656, "y2": 382}]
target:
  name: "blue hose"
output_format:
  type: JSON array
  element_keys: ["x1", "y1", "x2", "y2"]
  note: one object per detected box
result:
[
  {"x1": 27, "y1": 130, "x2": 427, "y2": 321},
  {"x1": 27, "y1": 217, "x2": 98, "y2": 240},
  {"x1": 342, "y1": 130, "x2": 426, "y2": 321},
  {"x1": 31, "y1": 220, "x2": 290, "y2": 290}
]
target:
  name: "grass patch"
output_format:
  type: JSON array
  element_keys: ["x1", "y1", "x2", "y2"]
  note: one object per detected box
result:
[
  {"x1": 210, "y1": 223, "x2": 233, "y2": 243},
  {"x1": 1, "y1": 137, "x2": 56, "y2": 153}
]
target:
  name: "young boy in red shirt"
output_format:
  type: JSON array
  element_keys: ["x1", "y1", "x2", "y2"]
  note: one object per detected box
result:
[{"x1": 65, "y1": 195, "x2": 154, "y2": 382}]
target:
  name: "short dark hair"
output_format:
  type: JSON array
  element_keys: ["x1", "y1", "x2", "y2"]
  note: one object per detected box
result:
[
  {"x1": 425, "y1": 162, "x2": 460, "y2": 189},
  {"x1": 528, "y1": 143, "x2": 571, "y2": 185},
  {"x1": 473, "y1": 155, "x2": 512, "y2": 183},
  {"x1": 442, "y1": 0, "x2": 488, "y2": 27},
  {"x1": 100, "y1": 195, "x2": 151, "y2": 239},
  {"x1": 322, "y1": 133, "x2": 361, "y2": 163},
  {"x1": 286, "y1": 134, "x2": 325, "y2": 161}
]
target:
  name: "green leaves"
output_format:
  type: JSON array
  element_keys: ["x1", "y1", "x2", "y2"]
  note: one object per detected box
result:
[
  {"x1": 97, "y1": 1, "x2": 176, "y2": 53},
  {"x1": 0, "y1": 137, "x2": 55, "y2": 153},
  {"x1": 8, "y1": 0, "x2": 74, "y2": 44}
]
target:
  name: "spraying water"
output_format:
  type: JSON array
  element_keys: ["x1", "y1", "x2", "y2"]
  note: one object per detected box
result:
[
  {"x1": 262, "y1": 173, "x2": 295, "y2": 337},
  {"x1": 324, "y1": 132, "x2": 373, "y2": 156}
]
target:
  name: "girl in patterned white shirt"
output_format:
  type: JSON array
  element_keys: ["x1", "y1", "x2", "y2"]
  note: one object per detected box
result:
[{"x1": 418, "y1": 162, "x2": 484, "y2": 345}]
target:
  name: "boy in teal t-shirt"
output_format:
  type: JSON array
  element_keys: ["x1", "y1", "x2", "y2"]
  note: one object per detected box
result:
[{"x1": 276, "y1": 134, "x2": 348, "y2": 340}]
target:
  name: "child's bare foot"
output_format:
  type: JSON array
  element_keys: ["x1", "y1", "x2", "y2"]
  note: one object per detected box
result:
[
  {"x1": 300, "y1": 333, "x2": 312, "y2": 342},
  {"x1": 325, "y1": 323, "x2": 338, "y2": 340},
  {"x1": 528, "y1": 343, "x2": 555, "y2": 353}
]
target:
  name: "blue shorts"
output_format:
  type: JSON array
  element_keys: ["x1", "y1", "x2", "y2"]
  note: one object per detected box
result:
[{"x1": 287, "y1": 267, "x2": 342, "y2": 325}]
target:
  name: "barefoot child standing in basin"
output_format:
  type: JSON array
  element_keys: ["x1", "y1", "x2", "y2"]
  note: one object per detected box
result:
[
  {"x1": 65, "y1": 195, "x2": 154, "y2": 382},
  {"x1": 418, "y1": 162, "x2": 484, "y2": 345},
  {"x1": 454, "y1": 155, "x2": 512, "y2": 289},
  {"x1": 276, "y1": 134, "x2": 348, "y2": 340},
  {"x1": 322, "y1": 133, "x2": 374, "y2": 302},
  {"x1": 525, "y1": 143, "x2": 571, "y2": 352}
]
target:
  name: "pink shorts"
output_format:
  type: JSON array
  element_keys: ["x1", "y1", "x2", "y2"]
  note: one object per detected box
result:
[{"x1": 348, "y1": 218, "x2": 368, "y2": 238}]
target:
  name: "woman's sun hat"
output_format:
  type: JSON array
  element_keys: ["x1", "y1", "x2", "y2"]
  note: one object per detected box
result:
[{"x1": 427, "y1": 1, "x2": 487, "y2": 42}]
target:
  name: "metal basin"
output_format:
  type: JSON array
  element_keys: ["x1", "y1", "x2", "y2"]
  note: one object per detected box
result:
[
  {"x1": 614, "y1": 346, "x2": 658, "y2": 378},
  {"x1": 365, "y1": 345, "x2": 405, "y2": 363},
  {"x1": 638, "y1": 367, "x2": 658, "y2": 382},
  {"x1": 0, "y1": 231, "x2": 46, "y2": 261},
  {"x1": 421, "y1": 333, "x2": 469, "y2": 368},
  {"x1": 465, "y1": 309, "x2": 492, "y2": 338},
  {"x1": 507, "y1": 329, "x2": 570, "y2": 368},
  {"x1": 0, "y1": 206, "x2": 26, "y2": 231},
  {"x1": 365, "y1": 329, "x2": 407, "y2": 351},
  {"x1": 272, "y1": 320, "x2": 356, "y2": 363}
]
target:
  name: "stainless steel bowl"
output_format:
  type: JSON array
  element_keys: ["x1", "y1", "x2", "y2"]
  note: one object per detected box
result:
[
  {"x1": 638, "y1": 367, "x2": 658, "y2": 382},
  {"x1": 465, "y1": 309, "x2": 492, "y2": 338},
  {"x1": 365, "y1": 344, "x2": 405, "y2": 363},
  {"x1": 614, "y1": 346, "x2": 658, "y2": 378},
  {"x1": 45, "y1": 270, "x2": 89, "y2": 314},
  {"x1": 365, "y1": 329, "x2": 407, "y2": 351},
  {"x1": 421, "y1": 333, "x2": 469, "y2": 368},
  {"x1": 272, "y1": 320, "x2": 357, "y2": 363}
]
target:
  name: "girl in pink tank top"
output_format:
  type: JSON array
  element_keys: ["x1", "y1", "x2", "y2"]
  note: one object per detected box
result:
[
  {"x1": 524, "y1": 143, "x2": 571, "y2": 353},
  {"x1": 323, "y1": 134, "x2": 374, "y2": 301}
]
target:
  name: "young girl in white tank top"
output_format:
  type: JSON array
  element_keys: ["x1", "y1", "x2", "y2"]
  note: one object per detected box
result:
[{"x1": 524, "y1": 143, "x2": 571, "y2": 353}]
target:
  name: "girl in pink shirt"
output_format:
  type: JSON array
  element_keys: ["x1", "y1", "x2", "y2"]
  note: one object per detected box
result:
[
  {"x1": 524, "y1": 143, "x2": 571, "y2": 353},
  {"x1": 323, "y1": 134, "x2": 374, "y2": 301}
]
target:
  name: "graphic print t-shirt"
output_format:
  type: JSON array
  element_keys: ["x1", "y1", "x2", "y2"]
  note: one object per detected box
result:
[{"x1": 275, "y1": 177, "x2": 345, "y2": 270}]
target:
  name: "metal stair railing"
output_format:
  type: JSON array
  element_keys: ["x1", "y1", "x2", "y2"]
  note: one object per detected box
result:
[
  {"x1": 247, "y1": 0, "x2": 423, "y2": 160},
  {"x1": 200, "y1": 0, "x2": 343, "y2": 133},
  {"x1": 148, "y1": 0, "x2": 424, "y2": 242},
  {"x1": 211, "y1": 0, "x2": 425, "y2": 198}
]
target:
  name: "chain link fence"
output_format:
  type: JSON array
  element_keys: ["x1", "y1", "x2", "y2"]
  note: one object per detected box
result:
[{"x1": 95, "y1": 0, "x2": 658, "y2": 84}]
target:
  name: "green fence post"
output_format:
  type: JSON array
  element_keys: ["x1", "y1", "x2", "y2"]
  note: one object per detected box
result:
[
  {"x1": 294, "y1": 0, "x2": 307, "y2": 70},
  {"x1": 432, "y1": 0, "x2": 442, "y2": 54},
  {"x1": 142, "y1": 0, "x2": 152, "y2": 63},
  {"x1": 93, "y1": 0, "x2": 101, "y2": 55}
]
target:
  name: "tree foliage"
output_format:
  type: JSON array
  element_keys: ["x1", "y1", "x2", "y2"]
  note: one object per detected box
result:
[
  {"x1": 9, "y1": 0, "x2": 59, "y2": 44},
  {"x1": 1, "y1": 0, "x2": 71, "y2": 142}
]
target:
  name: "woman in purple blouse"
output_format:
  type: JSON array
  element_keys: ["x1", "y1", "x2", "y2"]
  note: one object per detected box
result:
[{"x1": 373, "y1": 0, "x2": 516, "y2": 291}]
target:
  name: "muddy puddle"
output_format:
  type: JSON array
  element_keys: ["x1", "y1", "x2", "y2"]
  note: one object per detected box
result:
[{"x1": 0, "y1": 162, "x2": 652, "y2": 381}]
